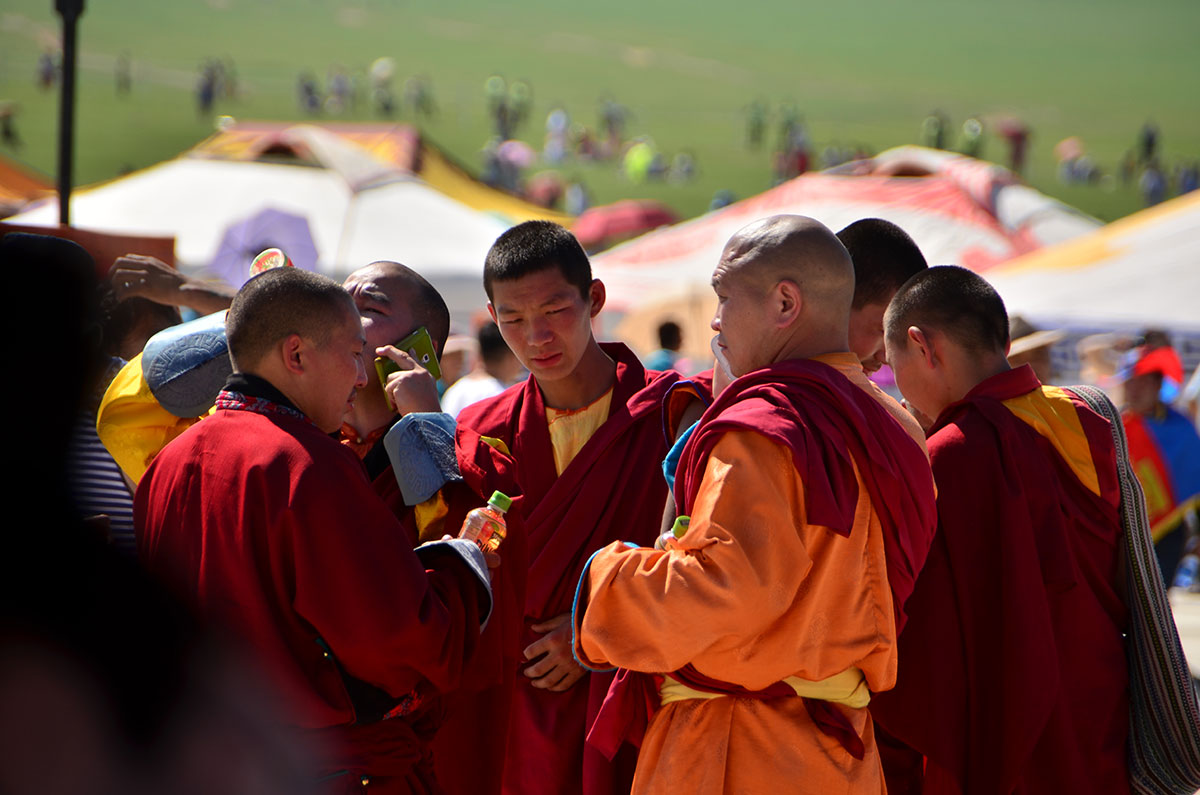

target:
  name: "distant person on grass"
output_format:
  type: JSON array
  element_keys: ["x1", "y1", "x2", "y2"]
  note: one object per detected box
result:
[
  {"x1": 441, "y1": 321, "x2": 523, "y2": 418},
  {"x1": 644, "y1": 320, "x2": 682, "y2": 372}
]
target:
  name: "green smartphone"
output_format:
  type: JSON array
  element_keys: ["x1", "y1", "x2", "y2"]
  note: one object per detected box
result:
[{"x1": 374, "y1": 325, "x2": 442, "y2": 387}]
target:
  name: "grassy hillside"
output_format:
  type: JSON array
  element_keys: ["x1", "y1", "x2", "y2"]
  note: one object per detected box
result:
[{"x1": 1, "y1": 0, "x2": 1197, "y2": 222}]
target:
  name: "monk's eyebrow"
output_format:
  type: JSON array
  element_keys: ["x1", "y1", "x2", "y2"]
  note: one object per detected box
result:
[{"x1": 360, "y1": 286, "x2": 390, "y2": 304}]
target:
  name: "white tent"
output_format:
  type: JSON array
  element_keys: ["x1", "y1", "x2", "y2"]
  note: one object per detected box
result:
[
  {"x1": 986, "y1": 189, "x2": 1200, "y2": 334},
  {"x1": 7, "y1": 126, "x2": 509, "y2": 322}
]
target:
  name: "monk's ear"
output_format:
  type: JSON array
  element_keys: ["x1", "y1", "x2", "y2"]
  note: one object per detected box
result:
[
  {"x1": 486, "y1": 301, "x2": 498, "y2": 325},
  {"x1": 587, "y1": 278, "x2": 606, "y2": 318},
  {"x1": 907, "y1": 326, "x2": 936, "y2": 368},
  {"x1": 774, "y1": 279, "x2": 802, "y2": 327},
  {"x1": 280, "y1": 333, "x2": 306, "y2": 375}
]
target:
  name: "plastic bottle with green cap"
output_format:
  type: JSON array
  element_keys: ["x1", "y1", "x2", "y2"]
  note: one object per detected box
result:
[{"x1": 459, "y1": 490, "x2": 512, "y2": 552}]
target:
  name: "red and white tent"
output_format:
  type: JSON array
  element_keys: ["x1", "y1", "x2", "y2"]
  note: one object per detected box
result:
[{"x1": 593, "y1": 146, "x2": 1100, "y2": 359}]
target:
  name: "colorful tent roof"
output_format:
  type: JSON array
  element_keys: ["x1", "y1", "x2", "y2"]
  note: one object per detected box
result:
[
  {"x1": 189, "y1": 120, "x2": 568, "y2": 225},
  {"x1": 986, "y1": 189, "x2": 1200, "y2": 333},
  {"x1": 6, "y1": 126, "x2": 512, "y2": 321},
  {"x1": 593, "y1": 146, "x2": 1100, "y2": 357},
  {"x1": 0, "y1": 153, "x2": 52, "y2": 217}
]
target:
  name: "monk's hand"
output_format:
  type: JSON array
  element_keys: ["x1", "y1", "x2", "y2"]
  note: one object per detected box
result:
[
  {"x1": 376, "y1": 346, "x2": 442, "y2": 415},
  {"x1": 523, "y1": 613, "x2": 586, "y2": 692},
  {"x1": 110, "y1": 254, "x2": 235, "y2": 314},
  {"x1": 110, "y1": 254, "x2": 187, "y2": 304},
  {"x1": 654, "y1": 528, "x2": 683, "y2": 551}
]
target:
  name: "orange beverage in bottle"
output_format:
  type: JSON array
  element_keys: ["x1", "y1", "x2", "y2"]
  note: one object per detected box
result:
[{"x1": 459, "y1": 491, "x2": 511, "y2": 552}]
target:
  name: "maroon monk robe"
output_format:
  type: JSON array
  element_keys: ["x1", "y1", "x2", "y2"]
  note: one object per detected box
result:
[
  {"x1": 870, "y1": 366, "x2": 1129, "y2": 795},
  {"x1": 136, "y1": 390, "x2": 487, "y2": 791},
  {"x1": 438, "y1": 342, "x2": 678, "y2": 795},
  {"x1": 355, "y1": 426, "x2": 506, "y2": 794}
]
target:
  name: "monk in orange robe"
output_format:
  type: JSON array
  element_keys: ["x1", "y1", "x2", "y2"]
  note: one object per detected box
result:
[
  {"x1": 573, "y1": 215, "x2": 937, "y2": 794},
  {"x1": 873, "y1": 266, "x2": 1129, "y2": 794}
]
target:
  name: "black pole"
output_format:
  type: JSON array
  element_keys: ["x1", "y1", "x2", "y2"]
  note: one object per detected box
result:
[{"x1": 55, "y1": 0, "x2": 85, "y2": 226}]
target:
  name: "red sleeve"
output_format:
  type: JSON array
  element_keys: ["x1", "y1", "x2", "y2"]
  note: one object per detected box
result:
[{"x1": 288, "y1": 452, "x2": 484, "y2": 697}]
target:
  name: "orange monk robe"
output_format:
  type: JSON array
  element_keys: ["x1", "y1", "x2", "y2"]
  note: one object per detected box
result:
[{"x1": 576, "y1": 435, "x2": 899, "y2": 793}]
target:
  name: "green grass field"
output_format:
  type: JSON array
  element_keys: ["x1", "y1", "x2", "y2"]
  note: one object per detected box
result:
[{"x1": 1, "y1": 0, "x2": 1198, "y2": 223}]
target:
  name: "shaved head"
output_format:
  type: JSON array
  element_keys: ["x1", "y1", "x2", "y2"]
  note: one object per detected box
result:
[
  {"x1": 348, "y1": 260, "x2": 450, "y2": 355},
  {"x1": 717, "y1": 214, "x2": 855, "y2": 318},
  {"x1": 226, "y1": 268, "x2": 355, "y2": 371},
  {"x1": 711, "y1": 215, "x2": 855, "y2": 373},
  {"x1": 885, "y1": 266, "x2": 1009, "y2": 355}
]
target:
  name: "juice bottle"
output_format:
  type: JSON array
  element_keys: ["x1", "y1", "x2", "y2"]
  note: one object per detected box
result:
[{"x1": 459, "y1": 491, "x2": 512, "y2": 552}]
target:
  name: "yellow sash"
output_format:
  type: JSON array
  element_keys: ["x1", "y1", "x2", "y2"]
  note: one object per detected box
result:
[{"x1": 659, "y1": 667, "x2": 870, "y2": 709}]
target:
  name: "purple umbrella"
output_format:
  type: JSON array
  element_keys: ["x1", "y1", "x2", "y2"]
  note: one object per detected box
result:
[{"x1": 209, "y1": 207, "x2": 320, "y2": 288}]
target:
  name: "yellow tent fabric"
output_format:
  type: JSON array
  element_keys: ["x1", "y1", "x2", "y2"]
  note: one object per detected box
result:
[{"x1": 188, "y1": 121, "x2": 567, "y2": 225}]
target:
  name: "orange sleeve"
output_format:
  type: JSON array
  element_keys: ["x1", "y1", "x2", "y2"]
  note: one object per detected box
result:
[{"x1": 577, "y1": 429, "x2": 895, "y2": 691}]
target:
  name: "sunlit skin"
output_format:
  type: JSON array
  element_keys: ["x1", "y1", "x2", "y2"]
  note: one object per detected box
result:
[
  {"x1": 710, "y1": 216, "x2": 852, "y2": 378},
  {"x1": 488, "y1": 267, "x2": 614, "y2": 411},
  {"x1": 251, "y1": 305, "x2": 370, "y2": 434},
  {"x1": 847, "y1": 299, "x2": 889, "y2": 375},
  {"x1": 487, "y1": 266, "x2": 615, "y2": 692},
  {"x1": 884, "y1": 324, "x2": 1011, "y2": 425},
  {"x1": 342, "y1": 265, "x2": 440, "y2": 436},
  {"x1": 710, "y1": 265, "x2": 779, "y2": 378}
]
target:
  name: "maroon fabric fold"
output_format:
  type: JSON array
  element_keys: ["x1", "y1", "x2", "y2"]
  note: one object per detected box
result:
[
  {"x1": 676, "y1": 358, "x2": 937, "y2": 630},
  {"x1": 870, "y1": 366, "x2": 1129, "y2": 795},
  {"x1": 451, "y1": 343, "x2": 678, "y2": 795},
  {"x1": 674, "y1": 664, "x2": 865, "y2": 759}
]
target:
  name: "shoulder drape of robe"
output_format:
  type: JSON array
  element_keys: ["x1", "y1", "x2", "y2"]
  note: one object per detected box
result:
[
  {"x1": 871, "y1": 366, "x2": 1129, "y2": 795},
  {"x1": 438, "y1": 343, "x2": 677, "y2": 795},
  {"x1": 136, "y1": 407, "x2": 485, "y2": 784}
]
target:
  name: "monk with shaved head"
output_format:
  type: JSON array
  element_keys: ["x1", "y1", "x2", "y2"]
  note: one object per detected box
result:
[
  {"x1": 872, "y1": 266, "x2": 1130, "y2": 794},
  {"x1": 572, "y1": 215, "x2": 937, "y2": 794},
  {"x1": 341, "y1": 260, "x2": 449, "y2": 463},
  {"x1": 136, "y1": 267, "x2": 492, "y2": 789}
]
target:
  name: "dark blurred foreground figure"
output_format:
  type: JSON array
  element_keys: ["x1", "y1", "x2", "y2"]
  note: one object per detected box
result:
[
  {"x1": 136, "y1": 267, "x2": 492, "y2": 793},
  {"x1": 875, "y1": 266, "x2": 1129, "y2": 794},
  {"x1": 0, "y1": 233, "x2": 307, "y2": 795}
]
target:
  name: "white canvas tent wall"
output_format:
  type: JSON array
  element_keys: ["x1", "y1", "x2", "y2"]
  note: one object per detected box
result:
[
  {"x1": 987, "y1": 190, "x2": 1200, "y2": 334},
  {"x1": 7, "y1": 126, "x2": 509, "y2": 323}
]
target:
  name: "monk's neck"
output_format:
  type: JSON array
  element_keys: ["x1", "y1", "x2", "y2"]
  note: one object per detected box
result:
[
  {"x1": 939, "y1": 353, "x2": 1013, "y2": 415},
  {"x1": 345, "y1": 382, "x2": 395, "y2": 437},
  {"x1": 776, "y1": 325, "x2": 850, "y2": 364},
  {"x1": 538, "y1": 341, "x2": 616, "y2": 411}
]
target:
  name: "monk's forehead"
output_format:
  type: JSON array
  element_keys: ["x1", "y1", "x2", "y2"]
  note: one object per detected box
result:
[{"x1": 345, "y1": 268, "x2": 417, "y2": 303}]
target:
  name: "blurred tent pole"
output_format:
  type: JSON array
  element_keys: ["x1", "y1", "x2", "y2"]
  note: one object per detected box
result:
[{"x1": 55, "y1": 0, "x2": 85, "y2": 226}]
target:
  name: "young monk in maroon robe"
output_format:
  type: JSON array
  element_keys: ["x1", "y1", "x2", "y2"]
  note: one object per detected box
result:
[
  {"x1": 136, "y1": 268, "x2": 493, "y2": 793},
  {"x1": 573, "y1": 216, "x2": 937, "y2": 794},
  {"x1": 873, "y1": 266, "x2": 1130, "y2": 795},
  {"x1": 443, "y1": 221, "x2": 680, "y2": 795}
]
